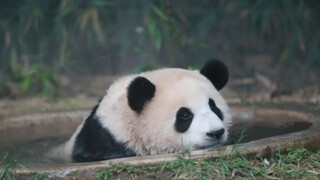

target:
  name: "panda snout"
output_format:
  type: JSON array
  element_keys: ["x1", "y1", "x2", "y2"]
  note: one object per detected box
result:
[{"x1": 206, "y1": 128, "x2": 225, "y2": 139}]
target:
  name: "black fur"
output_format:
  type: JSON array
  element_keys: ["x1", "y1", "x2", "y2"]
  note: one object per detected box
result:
[
  {"x1": 127, "y1": 76, "x2": 156, "y2": 113},
  {"x1": 175, "y1": 107, "x2": 194, "y2": 133},
  {"x1": 200, "y1": 59, "x2": 229, "y2": 90},
  {"x1": 209, "y1": 98, "x2": 223, "y2": 121},
  {"x1": 72, "y1": 99, "x2": 136, "y2": 162}
]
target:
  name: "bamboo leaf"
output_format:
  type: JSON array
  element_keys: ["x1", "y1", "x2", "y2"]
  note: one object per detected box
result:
[
  {"x1": 80, "y1": 8, "x2": 93, "y2": 34},
  {"x1": 60, "y1": 26, "x2": 69, "y2": 61},
  {"x1": 91, "y1": 8, "x2": 105, "y2": 41},
  {"x1": 24, "y1": 14, "x2": 34, "y2": 34},
  {"x1": 175, "y1": 8, "x2": 188, "y2": 24},
  {"x1": 56, "y1": 0, "x2": 81, "y2": 21},
  {"x1": 152, "y1": 5, "x2": 167, "y2": 21},
  {"x1": 59, "y1": 0, "x2": 73, "y2": 10},
  {"x1": 154, "y1": 30, "x2": 162, "y2": 51},
  {"x1": 148, "y1": 19, "x2": 162, "y2": 51},
  {"x1": 278, "y1": 47, "x2": 291, "y2": 65},
  {"x1": 42, "y1": 79, "x2": 52, "y2": 97}
]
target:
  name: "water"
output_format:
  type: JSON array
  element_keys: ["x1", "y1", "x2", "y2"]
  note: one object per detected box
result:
[
  {"x1": 0, "y1": 138, "x2": 66, "y2": 164},
  {"x1": 227, "y1": 111, "x2": 312, "y2": 144},
  {"x1": 228, "y1": 121, "x2": 312, "y2": 145},
  {"x1": 0, "y1": 112, "x2": 313, "y2": 165}
]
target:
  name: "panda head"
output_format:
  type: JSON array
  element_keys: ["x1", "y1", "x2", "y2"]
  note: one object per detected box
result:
[{"x1": 126, "y1": 60, "x2": 231, "y2": 154}]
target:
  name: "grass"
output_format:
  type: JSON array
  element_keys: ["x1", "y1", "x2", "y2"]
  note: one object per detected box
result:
[
  {"x1": 96, "y1": 147, "x2": 320, "y2": 180},
  {"x1": 0, "y1": 153, "x2": 52, "y2": 180},
  {"x1": 1, "y1": 147, "x2": 319, "y2": 179},
  {"x1": 0, "y1": 153, "x2": 22, "y2": 180},
  {"x1": 28, "y1": 172, "x2": 52, "y2": 180}
]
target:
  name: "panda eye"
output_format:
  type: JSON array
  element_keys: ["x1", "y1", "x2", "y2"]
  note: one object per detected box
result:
[
  {"x1": 177, "y1": 108, "x2": 193, "y2": 121},
  {"x1": 181, "y1": 111, "x2": 192, "y2": 120},
  {"x1": 175, "y1": 107, "x2": 193, "y2": 133}
]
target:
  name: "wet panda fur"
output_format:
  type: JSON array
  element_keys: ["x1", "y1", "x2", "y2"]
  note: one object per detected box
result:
[{"x1": 48, "y1": 60, "x2": 232, "y2": 163}]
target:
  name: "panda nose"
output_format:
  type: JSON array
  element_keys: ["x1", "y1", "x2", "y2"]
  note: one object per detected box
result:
[{"x1": 206, "y1": 128, "x2": 225, "y2": 139}]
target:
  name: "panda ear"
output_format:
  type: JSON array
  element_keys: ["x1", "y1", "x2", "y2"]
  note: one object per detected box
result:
[
  {"x1": 200, "y1": 59, "x2": 229, "y2": 90},
  {"x1": 127, "y1": 76, "x2": 156, "y2": 113}
]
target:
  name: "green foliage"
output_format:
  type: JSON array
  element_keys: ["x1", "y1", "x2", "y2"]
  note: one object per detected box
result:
[
  {"x1": 96, "y1": 170, "x2": 114, "y2": 180},
  {"x1": 227, "y1": 0, "x2": 320, "y2": 71},
  {"x1": 147, "y1": 18, "x2": 162, "y2": 52},
  {"x1": 268, "y1": 147, "x2": 320, "y2": 178},
  {"x1": 0, "y1": 63, "x2": 61, "y2": 98},
  {"x1": 134, "y1": 64, "x2": 154, "y2": 73},
  {"x1": 96, "y1": 148, "x2": 320, "y2": 179},
  {"x1": 20, "y1": 65, "x2": 61, "y2": 98},
  {"x1": 0, "y1": 153, "x2": 54, "y2": 180},
  {"x1": 0, "y1": 0, "x2": 319, "y2": 97},
  {"x1": 96, "y1": 162, "x2": 121, "y2": 180},
  {"x1": 187, "y1": 64, "x2": 202, "y2": 70},
  {"x1": 0, "y1": 153, "x2": 23, "y2": 180},
  {"x1": 29, "y1": 171, "x2": 52, "y2": 180}
]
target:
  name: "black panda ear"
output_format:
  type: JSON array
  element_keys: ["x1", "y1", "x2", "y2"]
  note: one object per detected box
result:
[
  {"x1": 127, "y1": 76, "x2": 156, "y2": 113},
  {"x1": 200, "y1": 59, "x2": 229, "y2": 90}
]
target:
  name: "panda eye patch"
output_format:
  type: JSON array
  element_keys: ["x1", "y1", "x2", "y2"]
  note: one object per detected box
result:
[
  {"x1": 175, "y1": 107, "x2": 193, "y2": 133},
  {"x1": 180, "y1": 108, "x2": 193, "y2": 120},
  {"x1": 209, "y1": 98, "x2": 223, "y2": 121}
]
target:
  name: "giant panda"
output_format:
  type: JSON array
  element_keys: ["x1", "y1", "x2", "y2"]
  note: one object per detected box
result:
[{"x1": 48, "y1": 59, "x2": 231, "y2": 163}]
